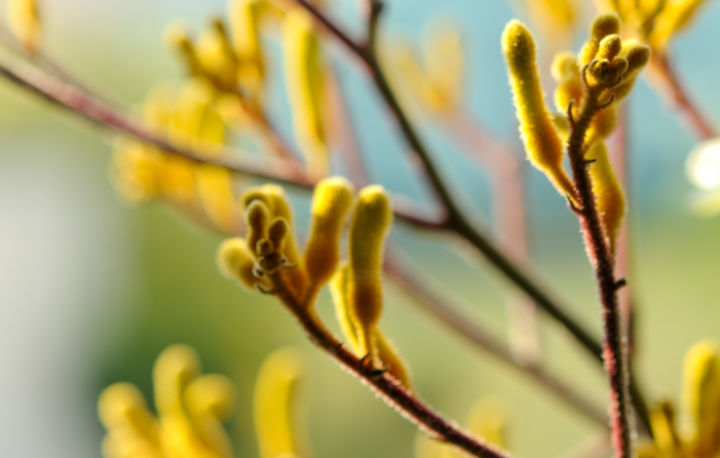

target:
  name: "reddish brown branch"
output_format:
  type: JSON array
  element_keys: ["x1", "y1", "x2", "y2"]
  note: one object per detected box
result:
[
  {"x1": 566, "y1": 90, "x2": 633, "y2": 458},
  {"x1": 647, "y1": 52, "x2": 716, "y2": 140}
]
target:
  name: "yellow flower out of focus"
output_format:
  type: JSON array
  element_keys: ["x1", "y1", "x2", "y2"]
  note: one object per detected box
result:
[
  {"x1": 98, "y1": 344, "x2": 236, "y2": 458},
  {"x1": 638, "y1": 339, "x2": 720, "y2": 457},
  {"x1": 7, "y1": 0, "x2": 41, "y2": 52},
  {"x1": 686, "y1": 138, "x2": 720, "y2": 216},
  {"x1": 110, "y1": 79, "x2": 241, "y2": 234},
  {"x1": 415, "y1": 398, "x2": 507, "y2": 458}
]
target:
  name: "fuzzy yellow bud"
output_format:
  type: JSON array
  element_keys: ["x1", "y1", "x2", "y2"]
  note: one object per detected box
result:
[
  {"x1": 329, "y1": 263, "x2": 361, "y2": 353},
  {"x1": 551, "y1": 52, "x2": 583, "y2": 115},
  {"x1": 196, "y1": 18, "x2": 238, "y2": 91},
  {"x1": 254, "y1": 348, "x2": 304, "y2": 458},
  {"x1": 578, "y1": 14, "x2": 621, "y2": 67},
  {"x1": 217, "y1": 237, "x2": 268, "y2": 290},
  {"x1": 682, "y1": 339, "x2": 720, "y2": 455},
  {"x1": 153, "y1": 344, "x2": 201, "y2": 417},
  {"x1": 648, "y1": 401, "x2": 682, "y2": 455},
  {"x1": 465, "y1": 398, "x2": 507, "y2": 448},
  {"x1": 7, "y1": 0, "x2": 41, "y2": 53},
  {"x1": 348, "y1": 186, "x2": 392, "y2": 361},
  {"x1": 612, "y1": 42, "x2": 651, "y2": 102},
  {"x1": 304, "y1": 177, "x2": 355, "y2": 289},
  {"x1": 283, "y1": 7, "x2": 328, "y2": 176},
  {"x1": 375, "y1": 331, "x2": 412, "y2": 389},
  {"x1": 587, "y1": 142, "x2": 625, "y2": 253},
  {"x1": 165, "y1": 22, "x2": 203, "y2": 76},
  {"x1": 502, "y1": 20, "x2": 575, "y2": 199},
  {"x1": 98, "y1": 383, "x2": 159, "y2": 444}
]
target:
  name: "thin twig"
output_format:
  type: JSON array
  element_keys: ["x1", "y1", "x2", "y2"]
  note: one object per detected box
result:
[
  {"x1": 268, "y1": 272, "x2": 511, "y2": 458},
  {"x1": 566, "y1": 89, "x2": 633, "y2": 457},
  {"x1": 445, "y1": 109, "x2": 540, "y2": 363},
  {"x1": 0, "y1": 54, "x2": 442, "y2": 230},
  {"x1": 647, "y1": 52, "x2": 716, "y2": 140},
  {"x1": 385, "y1": 249, "x2": 608, "y2": 427}
]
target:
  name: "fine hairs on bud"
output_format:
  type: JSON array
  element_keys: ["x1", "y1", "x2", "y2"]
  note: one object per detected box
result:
[
  {"x1": 502, "y1": 20, "x2": 575, "y2": 200},
  {"x1": 348, "y1": 185, "x2": 393, "y2": 362},
  {"x1": 304, "y1": 177, "x2": 355, "y2": 289},
  {"x1": 682, "y1": 339, "x2": 720, "y2": 452}
]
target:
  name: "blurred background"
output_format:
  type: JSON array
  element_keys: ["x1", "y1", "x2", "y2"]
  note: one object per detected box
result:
[{"x1": 1, "y1": 0, "x2": 720, "y2": 456}]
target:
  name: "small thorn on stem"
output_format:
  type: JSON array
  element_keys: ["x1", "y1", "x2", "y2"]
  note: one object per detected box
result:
[
  {"x1": 368, "y1": 367, "x2": 388, "y2": 378},
  {"x1": 584, "y1": 158, "x2": 597, "y2": 166},
  {"x1": 567, "y1": 100, "x2": 576, "y2": 127},
  {"x1": 614, "y1": 278, "x2": 627, "y2": 290}
]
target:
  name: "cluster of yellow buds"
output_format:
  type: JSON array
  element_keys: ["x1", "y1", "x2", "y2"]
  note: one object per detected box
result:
[
  {"x1": 6, "y1": 0, "x2": 41, "y2": 53},
  {"x1": 217, "y1": 177, "x2": 411, "y2": 388},
  {"x1": 385, "y1": 22, "x2": 465, "y2": 116},
  {"x1": 502, "y1": 15, "x2": 650, "y2": 252},
  {"x1": 111, "y1": 79, "x2": 240, "y2": 234},
  {"x1": 415, "y1": 399, "x2": 507, "y2": 458},
  {"x1": 98, "y1": 345, "x2": 236, "y2": 458},
  {"x1": 164, "y1": 1, "x2": 330, "y2": 176},
  {"x1": 638, "y1": 339, "x2": 720, "y2": 458},
  {"x1": 594, "y1": 0, "x2": 711, "y2": 51}
]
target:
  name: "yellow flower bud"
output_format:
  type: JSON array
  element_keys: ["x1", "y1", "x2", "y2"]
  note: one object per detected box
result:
[
  {"x1": 196, "y1": 18, "x2": 238, "y2": 91},
  {"x1": 611, "y1": 42, "x2": 651, "y2": 102},
  {"x1": 98, "y1": 383, "x2": 159, "y2": 446},
  {"x1": 246, "y1": 199, "x2": 271, "y2": 254},
  {"x1": 304, "y1": 177, "x2": 355, "y2": 290},
  {"x1": 682, "y1": 339, "x2": 720, "y2": 456},
  {"x1": 465, "y1": 398, "x2": 507, "y2": 449},
  {"x1": 502, "y1": 20, "x2": 575, "y2": 199},
  {"x1": 578, "y1": 14, "x2": 621, "y2": 67},
  {"x1": 551, "y1": 52, "x2": 583, "y2": 115},
  {"x1": 587, "y1": 142, "x2": 625, "y2": 253},
  {"x1": 648, "y1": 401, "x2": 682, "y2": 455},
  {"x1": 164, "y1": 22, "x2": 203, "y2": 77},
  {"x1": 7, "y1": 0, "x2": 41, "y2": 53},
  {"x1": 153, "y1": 344, "x2": 201, "y2": 417},
  {"x1": 283, "y1": 7, "x2": 329, "y2": 176},
  {"x1": 254, "y1": 348, "x2": 304, "y2": 458},
  {"x1": 184, "y1": 374, "x2": 236, "y2": 458},
  {"x1": 329, "y1": 263, "x2": 362, "y2": 353},
  {"x1": 375, "y1": 331, "x2": 412, "y2": 389},
  {"x1": 348, "y1": 185, "x2": 392, "y2": 361},
  {"x1": 217, "y1": 237, "x2": 269, "y2": 290}
]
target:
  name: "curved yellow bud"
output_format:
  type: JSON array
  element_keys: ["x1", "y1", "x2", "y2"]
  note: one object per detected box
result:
[
  {"x1": 153, "y1": 344, "x2": 201, "y2": 417},
  {"x1": 375, "y1": 331, "x2": 412, "y2": 389},
  {"x1": 612, "y1": 42, "x2": 651, "y2": 102},
  {"x1": 246, "y1": 199, "x2": 271, "y2": 255},
  {"x1": 682, "y1": 339, "x2": 720, "y2": 456},
  {"x1": 304, "y1": 177, "x2": 355, "y2": 289},
  {"x1": 422, "y1": 24, "x2": 465, "y2": 113},
  {"x1": 229, "y1": 0, "x2": 265, "y2": 101},
  {"x1": 254, "y1": 348, "x2": 304, "y2": 458},
  {"x1": 551, "y1": 52, "x2": 583, "y2": 115},
  {"x1": 7, "y1": 0, "x2": 41, "y2": 53},
  {"x1": 283, "y1": 7, "x2": 328, "y2": 176},
  {"x1": 185, "y1": 374, "x2": 236, "y2": 458},
  {"x1": 329, "y1": 263, "x2": 362, "y2": 353},
  {"x1": 578, "y1": 14, "x2": 621, "y2": 67},
  {"x1": 502, "y1": 20, "x2": 575, "y2": 199},
  {"x1": 165, "y1": 22, "x2": 203, "y2": 77},
  {"x1": 348, "y1": 185, "x2": 392, "y2": 361},
  {"x1": 98, "y1": 383, "x2": 160, "y2": 448},
  {"x1": 217, "y1": 237, "x2": 268, "y2": 290},
  {"x1": 648, "y1": 401, "x2": 682, "y2": 455},
  {"x1": 587, "y1": 142, "x2": 625, "y2": 253},
  {"x1": 196, "y1": 18, "x2": 238, "y2": 91}
]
